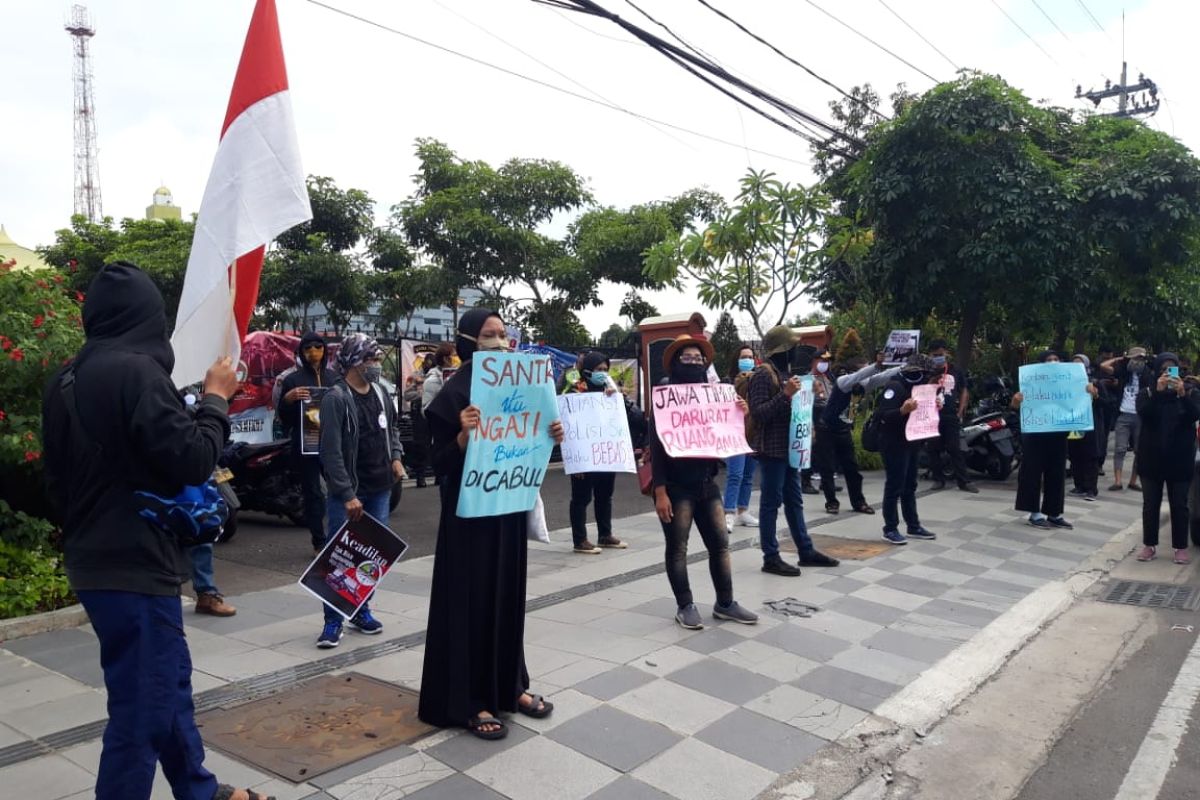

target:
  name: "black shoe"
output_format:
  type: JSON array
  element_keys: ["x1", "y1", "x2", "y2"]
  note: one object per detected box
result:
[
  {"x1": 1048, "y1": 516, "x2": 1074, "y2": 530},
  {"x1": 958, "y1": 482, "x2": 980, "y2": 494},
  {"x1": 801, "y1": 483, "x2": 819, "y2": 496},
  {"x1": 799, "y1": 550, "x2": 840, "y2": 567},
  {"x1": 762, "y1": 558, "x2": 801, "y2": 576},
  {"x1": 416, "y1": 478, "x2": 428, "y2": 488},
  {"x1": 1068, "y1": 487, "x2": 1087, "y2": 496},
  {"x1": 906, "y1": 527, "x2": 937, "y2": 540}
]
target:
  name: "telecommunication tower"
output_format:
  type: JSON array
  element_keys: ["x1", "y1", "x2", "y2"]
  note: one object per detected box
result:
[{"x1": 65, "y1": 5, "x2": 102, "y2": 221}]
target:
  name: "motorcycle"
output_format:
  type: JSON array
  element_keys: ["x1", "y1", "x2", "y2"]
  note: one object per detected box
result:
[
  {"x1": 921, "y1": 376, "x2": 1022, "y2": 482},
  {"x1": 218, "y1": 439, "x2": 403, "y2": 541}
]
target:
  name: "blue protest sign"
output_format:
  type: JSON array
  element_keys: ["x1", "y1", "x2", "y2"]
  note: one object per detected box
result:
[
  {"x1": 788, "y1": 376, "x2": 814, "y2": 469},
  {"x1": 1018, "y1": 362, "x2": 1094, "y2": 434},
  {"x1": 457, "y1": 352, "x2": 560, "y2": 518}
]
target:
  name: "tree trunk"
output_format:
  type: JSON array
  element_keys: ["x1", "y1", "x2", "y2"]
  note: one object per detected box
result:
[
  {"x1": 1051, "y1": 321, "x2": 1068, "y2": 354},
  {"x1": 1072, "y1": 332, "x2": 1087, "y2": 359},
  {"x1": 956, "y1": 298, "x2": 984, "y2": 374}
]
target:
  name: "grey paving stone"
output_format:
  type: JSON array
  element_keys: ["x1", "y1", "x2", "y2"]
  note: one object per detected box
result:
[
  {"x1": 821, "y1": 595, "x2": 909, "y2": 626},
  {"x1": 1, "y1": 628, "x2": 95, "y2": 659},
  {"x1": 921, "y1": 555, "x2": 991, "y2": 577},
  {"x1": 675, "y1": 627, "x2": 744, "y2": 655},
  {"x1": 405, "y1": 772, "x2": 508, "y2": 799},
  {"x1": 962, "y1": 576, "x2": 1035, "y2": 600},
  {"x1": 185, "y1": 607, "x2": 281, "y2": 635},
  {"x1": 423, "y1": 723, "x2": 536, "y2": 773},
  {"x1": 585, "y1": 775, "x2": 678, "y2": 800},
  {"x1": 916, "y1": 598, "x2": 1003, "y2": 628},
  {"x1": 959, "y1": 541, "x2": 1029, "y2": 560},
  {"x1": 998, "y1": 560, "x2": 1069, "y2": 580},
  {"x1": 576, "y1": 665, "x2": 656, "y2": 701},
  {"x1": 754, "y1": 622, "x2": 853, "y2": 663},
  {"x1": 793, "y1": 665, "x2": 901, "y2": 712},
  {"x1": 694, "y1": 707, "x2": 825, "y2": 773},
  {"x1": 309, "y1": 744, "x2": 417, "y2": 788},
  {"x1": 546, "y1": 705, "x2": 682, "y2": 772},
  {"x1": 862, "y1": 628, "x2": 958, "y2": 664},
  {"x1": 629, "y1": 597, "x2": 687, "y2": 621},
  {"x1": 232, "y1": 589, "x2": 318, "y2": 620},
  {"x1": 467, "y1": 736, "x2": 620, "y2": 800},
  {"x1": 991, "y1": 527, "x2": 1051, "y2": 546},
  {"x1": 31, "y1": 643, "x2": 104, "y2": 688},
  {"x1": 665, "y1": 658, "x2": 778, "y2": 706},
  {"x1": 633, "y1": 738, "x2": 776, "y2": 800},
  {"x1": 817, "y1": 577, "x2": 869, "y2": 595},
  {"x1": 877, "y1": 573, "x2": 955, "y2": 599}
]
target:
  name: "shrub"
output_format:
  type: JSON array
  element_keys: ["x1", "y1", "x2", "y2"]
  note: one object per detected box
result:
[{"x1": 0, "y1": 542, "x2": 75, "y2": 619}]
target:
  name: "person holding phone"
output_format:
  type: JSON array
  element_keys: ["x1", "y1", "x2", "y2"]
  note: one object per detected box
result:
[{"x1": 1135, "y1": 352, "x2": 1200, "y2": 564}]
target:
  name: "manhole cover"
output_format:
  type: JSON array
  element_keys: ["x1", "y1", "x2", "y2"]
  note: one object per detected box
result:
[
  {"x1": 1099, "y1": 581, "x2": 1200, "y2": 611},
  {"x1": 764, "y1": 597, "x2": 821, "y2": 618},
  {"x1": 197, "y1": 672, "x2": 433, "y2": 783},
  {"x1": 782, "y1": 534, "x2": 894, "y2": 561}
]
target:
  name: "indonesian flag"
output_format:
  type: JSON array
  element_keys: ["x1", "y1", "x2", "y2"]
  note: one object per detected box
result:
[{"x1": 171, "y1": 0, "x2": 311, "y2": 387}]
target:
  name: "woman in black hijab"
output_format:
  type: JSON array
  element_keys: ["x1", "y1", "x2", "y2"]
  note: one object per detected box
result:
[{"x1": 418, "y1": 308, "x2": 565, "y2": 740}]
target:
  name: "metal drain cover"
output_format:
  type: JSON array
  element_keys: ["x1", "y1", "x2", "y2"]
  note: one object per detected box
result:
[
  {"x1": 1099, "y1": 581, "x2": 1200, "y2": 611},
  {"x1": 197, "y1": 672, "x2": 433, "y2": 783}
]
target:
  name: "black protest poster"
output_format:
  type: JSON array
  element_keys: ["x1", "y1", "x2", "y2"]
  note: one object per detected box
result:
[{"x1": 298, "y1": 512, "x2": 409, "y2": 620}]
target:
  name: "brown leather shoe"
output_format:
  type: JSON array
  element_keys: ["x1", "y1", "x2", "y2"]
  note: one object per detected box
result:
[{"x1": 196, "y1": 593, "x2": 237, "y2": 617}]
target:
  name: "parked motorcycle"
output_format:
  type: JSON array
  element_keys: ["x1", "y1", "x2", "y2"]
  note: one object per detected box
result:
[
  {"x1": 218, "y1": 439, "x2": 402, "y2": 541},
  {"x1": 921, "y1": 376, "x2": 1022, "y2": 482}
]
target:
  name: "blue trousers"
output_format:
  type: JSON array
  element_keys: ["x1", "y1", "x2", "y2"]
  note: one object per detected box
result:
[
  {"x1": 757, "y1": 457, "x2": 815, "y2": 562},
  {"x1": 323, "y1": 488, "x2": 391, "y2": 625},
  {"x1": 188, "y1": 544, "x2": 217, "y2": 596},
  {"x1": 722, "y1": 454, "x2": 757, "y2": 512},
  {"x1": 76, "y1": 590, "x2": 217, "y2": 800}
]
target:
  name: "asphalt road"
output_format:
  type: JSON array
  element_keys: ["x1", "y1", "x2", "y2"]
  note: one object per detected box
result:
[{"x1": 208, "y1": 464, "x2": 668, "y2": 596}]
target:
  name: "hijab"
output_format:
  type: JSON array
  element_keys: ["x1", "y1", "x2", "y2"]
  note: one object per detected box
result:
[
  {"x1": 455, "y1": 307, "x2": 502, "y2": 363},
  {"x1": 430, "y1": 307, "x2": 502, "y2": 430}
]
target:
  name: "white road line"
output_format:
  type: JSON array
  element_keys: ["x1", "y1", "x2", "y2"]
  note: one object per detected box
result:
[{"x1": 1113, "y1": 628, "x2": 1200, "y2": 800}]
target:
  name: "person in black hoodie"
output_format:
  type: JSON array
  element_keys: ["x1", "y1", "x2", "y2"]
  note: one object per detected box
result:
[
  {"x1": 1135, "y1": 352, "x2": 1200, "y2": 565},
  {"x1": 276, "y1": 331, "x2": 337, "y2": 551},
  {"x1": 566, "y1": 350, "x2": 646, "y2": 554},
  {"x1": 876, "y1": 353, "x2": 940, "y2": 545},
  {"x1": 41, "y1": 262, "x2": 271, "y2": 800}
]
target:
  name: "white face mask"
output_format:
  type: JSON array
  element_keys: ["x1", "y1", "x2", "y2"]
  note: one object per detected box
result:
[
  {"x1": 816, "y1": 361, "x2": 830, "y2": 374},
  {"x1": 463, "y1": 332, "x2": 510, "y2": 352}
]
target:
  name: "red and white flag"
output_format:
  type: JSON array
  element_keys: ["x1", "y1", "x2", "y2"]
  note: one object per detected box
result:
[{"x1": 171, "y1": 0, "x2": 311, "y2": 387}]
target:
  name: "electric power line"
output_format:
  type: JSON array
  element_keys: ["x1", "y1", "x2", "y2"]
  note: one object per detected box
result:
[
  {"x1": 988, "y1": 0, "x2": 1062, "y2": 69},
  {"x1": 801, "y1": 0, "x2": 940, "y2": 84},
  {"x1": 875, "y1": 0, "x2": 959, "y2": 73},
  {"x1": 1075, "y1": 0, "x2": 1115, "y2": 43},
  {"x1": 1029, "y1": 0, "x2": 1072, "y2": 43},
  {"x1": 623, "y1": 0, "x2": 720, "y2": 64},
  {"x1": 302, "y1": 0, "x2": 814, "y2": 166},
  {"x1": 695, "y1": 0, "x2": 890, "y2": 121}
]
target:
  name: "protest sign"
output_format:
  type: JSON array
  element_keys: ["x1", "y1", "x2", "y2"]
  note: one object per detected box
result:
[
  {"x1": 883, "y1": 329, "x2": 920, "y2": 366},
  {"x1": 558, "y1": 392, "x2": 636, "y2": 475},
  {"x1": 458, "y1": 352, "x2": 559, "y2": 518},
  {"x1": 905, "y1": 384, "x2": 941, "y2": 441},
  {"x1": 299, "y1": 512, "x2": 409, "y2": 620},
  {"x1": 652, "y1": 383, "x2": 753, "y2": 459},
  {"x1": 299, "y1": 387, "x2": 330, "y2": 455},
  {"x1": 788, "y1": 375, "x2": 815, "y2": 469},
  {"x1": 1018, "y1": 362, "x2": 1094, "y2": 433}
]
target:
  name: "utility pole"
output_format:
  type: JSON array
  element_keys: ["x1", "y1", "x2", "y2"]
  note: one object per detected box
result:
[
  {"x1": 65, "y1": 4, "x2": 103, "y2": 221},
  {"x1": 1075, "y1": 63, "x2": 1159, "y2": 118}
]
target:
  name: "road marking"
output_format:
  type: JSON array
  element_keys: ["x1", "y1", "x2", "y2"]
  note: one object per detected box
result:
[{"x1": 1113, "y1": 628, "x2": 1200, "y2": 800}]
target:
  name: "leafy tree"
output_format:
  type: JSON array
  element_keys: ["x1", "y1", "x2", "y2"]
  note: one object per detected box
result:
[
  {"x1": 527, "y1": 298, "x2": 591, "y2": 347},
  {"x1": 277, "y1": 175, "x2": 374, "y2": 254},
  {"x1": 618, "y1": 291, "x2": 658, "y2": 328},
  {"x1": 597, "y1": 323, "x2": 627, "y2": 349},
  {"x1": 709, "y1": 311, "x2": 744, "y2": 378},
  {"x1": 837, "y1": 328, "x2": 866, "y2": 364},
  {"x1": 645, "y1": 170, "x2": 831, "y2": 338}
]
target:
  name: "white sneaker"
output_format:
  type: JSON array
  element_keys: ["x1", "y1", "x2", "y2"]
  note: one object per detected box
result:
[
  {"x1": 737, "y1": 511, "x2": 759, "y2": 527},
  {"x1": 725, "y1": 514, "x2": 736, "y2": 532}
]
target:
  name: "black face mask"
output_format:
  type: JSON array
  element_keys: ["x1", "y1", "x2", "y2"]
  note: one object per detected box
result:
[{"x1": 671, "y1": 363, "x2": 708, "y2": 384}]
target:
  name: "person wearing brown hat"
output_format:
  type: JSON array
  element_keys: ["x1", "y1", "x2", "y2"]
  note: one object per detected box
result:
[
  {"x1": 875, "y1": 353, "x2": 940, "y2": 545},
  {"x1": 1099, "y1": 346, "x2": 1149, "y2": 491},
  {"x1": 747, "y1": 325, "x2": 840, "y2": 576}
]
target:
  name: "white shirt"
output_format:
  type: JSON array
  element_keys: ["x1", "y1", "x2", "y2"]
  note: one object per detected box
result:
[{"x1": 1120, "y1": 373, "x2": 1139, "y2": 414}]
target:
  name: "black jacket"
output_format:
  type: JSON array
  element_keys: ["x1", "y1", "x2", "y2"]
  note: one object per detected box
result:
[
  {"x1": 276, "y1": 331, "x2": 337, "y2": 446},
  {"x1": 42, "y1": 263, "x2": 230, "y2": 596},
  {"x1": 1136, "y1": 384, "x2": 1200, "y2": 481},
  {"x1": 877, "y1": 377, "x2": 918, "y2": 451}
]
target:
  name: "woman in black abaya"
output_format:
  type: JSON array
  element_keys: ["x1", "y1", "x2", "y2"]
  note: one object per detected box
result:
[{"x1": 418, "y1": 308, "x2": 564, "y2": 740}]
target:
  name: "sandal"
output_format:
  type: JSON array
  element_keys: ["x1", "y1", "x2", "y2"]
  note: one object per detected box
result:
[
  {"x1": 213, "y1": 786, "x2": 275, "y2": 800},
  {"x1": 825, "y1": 502, "x2": 840, "y2": 515},
  {"x1": 853, "y1": 504, "x2": 875, "y2": 515},
  {"x1": 466, "y1": 714, "x2": 508, "y2": 740},
  {"x1": 517, "y1": 692, "x2": 554, "y2": 719}
]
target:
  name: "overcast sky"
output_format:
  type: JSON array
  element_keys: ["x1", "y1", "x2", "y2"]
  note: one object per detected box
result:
[{"x1": 2, "y1": 0, "x2": 1192, "y2": 339}]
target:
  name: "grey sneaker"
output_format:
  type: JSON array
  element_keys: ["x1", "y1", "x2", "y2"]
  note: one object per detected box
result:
[
  {"x1": 713, "y1": 601, "x2": 759, "y2": 625},
  {"x1": 674, "y1": 603, "x2": 704, "y2": 630}
]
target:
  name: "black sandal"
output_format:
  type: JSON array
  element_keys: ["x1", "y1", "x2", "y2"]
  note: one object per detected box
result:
[
  {"x1": 213, "y1": 786, "x2": 275, "y2": 800},
  {"x1": 467, "y1": 715, "x2": 508, "y2": 740},
  {"x1": 517, "y1": 693, "x2": 554, "y2": 719}
]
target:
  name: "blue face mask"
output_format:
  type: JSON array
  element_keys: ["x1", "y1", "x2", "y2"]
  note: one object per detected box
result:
[
  {"x1": 588, "y1": 371, "x2": 609, "y2": 387},
  {"x1": 931, "y1": 355, "x2": 947, "y2": 366},
  {"x1": 738, "y1": 358, "x2": 755, "y2": 373}
]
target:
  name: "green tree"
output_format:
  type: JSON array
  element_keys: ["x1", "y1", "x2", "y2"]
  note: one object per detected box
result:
[
  {"x1": 645, "y1": 170, "x2": 831, "y2": 338},
  {"x1": 618, "y1": 291, "x2": 658, "y2": 328},
  {"x1": 709, "y1": 311, "x2": 744, "y2": 378},
  {"x1": 597, "y1": 323, "x2": 627, "y2": 349},
  {"x1": 837, "y1": 328, "x2": 866, "y2": 364}
]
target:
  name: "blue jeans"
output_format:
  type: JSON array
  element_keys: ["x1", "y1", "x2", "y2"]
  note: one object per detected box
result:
[
  {"x1": 723, "y1": 454, "x2": 758, "y2": 512},
  {"x1": 323, "y1": 488, "x2": 391, "y2": 625},
  {"x1": 76, "y1": 590, "x2": 217, "y2": 800},
  {"x1": 757, "y1": 457, "x2": 815, "y2": 561},
  {"x1": 188, "y1": 544, "x2": 217, "y2": 596},
  {"x1": 881, "y1": 445, "x2": 921, "y2": 532}
]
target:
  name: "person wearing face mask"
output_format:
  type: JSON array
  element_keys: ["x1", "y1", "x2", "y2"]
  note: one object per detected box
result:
[
  {"x1": 315, "y1": 333, "x2": 405, "y2": 648},
  {"x1": 650, "y1": 336, "x2": 759, "y2": 629},
  {"x1": 726, "y1": 345, "x2": 761, "y2": 529},
  {"x1": 925, "y1": 339, "x2": 979, "y2": 494},
  {"x1": 420, "y1": 308, "x2": 567, "y2": 740},
  {"x1": 748, "y1": 325, "x2": 840, "y2": 576},
  {"x1": 1135, "y1": 352, "x2": 1200, "y2": 565},
  {"x1": 565, "y1": 350, "x2": 646, "y2": 554},
  {"x1": 1011, "y1": 350, "x2": 1094, "y2": 529},
  {"x1": 876, "y1": 354, "x2": 940, "y2": 545},
  {"x1": 1099, "y1": 346, "x2": 1148, "y2": 492},
  {"x1": 807, "y1": 349, "x2": 835, "y2": 499},
  {"x1": 1067, "y1": 355, "x2": 1106, "y2": 501}
]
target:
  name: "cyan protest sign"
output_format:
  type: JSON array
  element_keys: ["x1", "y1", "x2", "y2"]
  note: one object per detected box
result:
[
  {"x1": 457, "y1": 352, "x2": 559, "y2": 518},
  {"x1": 1018, "y1": 362, "x2": 1094, "y2": 434},
  {"x1": 788, "y1": 376, "x2": 814, "y2": 469}
]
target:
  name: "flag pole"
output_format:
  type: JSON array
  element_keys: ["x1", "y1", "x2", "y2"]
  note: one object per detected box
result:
[{"x1": 226, "y1": 257, "x2": 239, "y2": 358}]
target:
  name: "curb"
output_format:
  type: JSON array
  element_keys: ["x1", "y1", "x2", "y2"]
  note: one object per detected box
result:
[{"x1": 0, "y1": 603, "x2": 89, "y2": 644}]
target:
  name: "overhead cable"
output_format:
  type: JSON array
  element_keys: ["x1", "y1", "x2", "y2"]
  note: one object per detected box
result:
[
  {"x1": 801, "y1": 0, "x2": 940, "y2": 84},
  {"x1": 875, "y1": 0, "x2": 959, "y2": 73}
]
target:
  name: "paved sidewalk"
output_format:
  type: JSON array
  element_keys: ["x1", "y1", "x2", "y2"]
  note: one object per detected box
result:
[{"x1": 0, "y1": 475, "x2": 1145, "y2": 800}]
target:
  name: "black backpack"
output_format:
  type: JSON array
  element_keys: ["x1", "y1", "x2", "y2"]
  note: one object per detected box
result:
[{"x1": 861, "y1": 407, "x2": 883, "y2": 453}]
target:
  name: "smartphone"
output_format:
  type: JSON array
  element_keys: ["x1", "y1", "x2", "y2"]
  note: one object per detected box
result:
[{"x1": 1169, "y1": 366, "x2": 1181, "y2": 379}]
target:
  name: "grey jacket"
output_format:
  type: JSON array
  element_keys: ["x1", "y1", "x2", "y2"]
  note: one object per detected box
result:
[{"x1": 319, "y1": 381, "x2": 403, "y2": 503}]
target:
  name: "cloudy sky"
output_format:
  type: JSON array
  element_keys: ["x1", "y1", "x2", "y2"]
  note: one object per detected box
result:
[{"x1": 2, "y1": 0, "x2": 1191, "y2": 338}]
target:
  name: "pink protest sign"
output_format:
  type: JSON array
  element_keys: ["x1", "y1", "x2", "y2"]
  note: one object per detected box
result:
[
  {"x1": 905, "y1": 384, "x2": 941, "y2": 441},
  {"x1": 652, "y1": 383, "x2": 753, "y2": 459}
]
